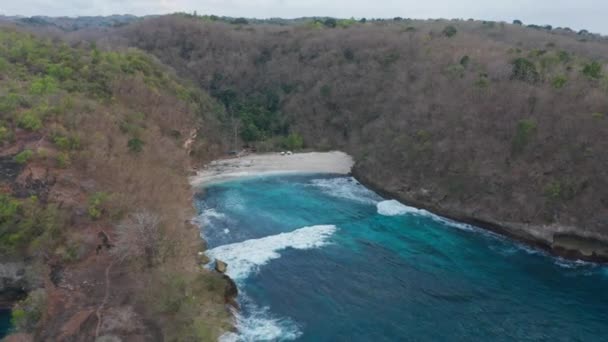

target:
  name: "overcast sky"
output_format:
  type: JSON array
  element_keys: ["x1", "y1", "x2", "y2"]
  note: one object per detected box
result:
[{"x1": 1, "y1": 0, "x2": 606, "y2": 34}]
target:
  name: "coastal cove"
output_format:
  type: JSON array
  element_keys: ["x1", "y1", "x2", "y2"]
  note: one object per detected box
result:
[{"x1": 192, "y1": 153, "x2": 608, "y2": 341}]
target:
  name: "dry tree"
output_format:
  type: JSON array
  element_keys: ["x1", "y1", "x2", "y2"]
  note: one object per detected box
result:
[{"x1": 112, "y1": 210, "x2": 163, "y2": 267}]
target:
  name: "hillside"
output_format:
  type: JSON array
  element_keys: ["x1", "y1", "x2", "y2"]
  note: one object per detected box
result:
[
  {"x1": 0, "y1": 27, "x2": 233, "y2": 340},
  {"x1": 115, "y1": 15, "x2": 608, "y2": 260}
]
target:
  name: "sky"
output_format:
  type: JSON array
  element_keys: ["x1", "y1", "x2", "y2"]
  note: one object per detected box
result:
[{"x1": 1, "y1": 0, "x2": 606, "y2": 34}]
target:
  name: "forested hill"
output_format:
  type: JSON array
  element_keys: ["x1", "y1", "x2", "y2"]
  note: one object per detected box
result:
[
  {"x1": 0, "y1": 27, "x2": 231, "y2": 340},
  {"x1": 114, "y1": 15, "x2": 608, "y2": 260}
]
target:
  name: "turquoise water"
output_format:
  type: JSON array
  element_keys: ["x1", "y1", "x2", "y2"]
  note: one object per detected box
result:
[
  {"x1": 196, "y1": 175, "x2": 608, "y2": 341},
  {"x1": 0, "y1": 309, "x2": 11, "y2": 338}
]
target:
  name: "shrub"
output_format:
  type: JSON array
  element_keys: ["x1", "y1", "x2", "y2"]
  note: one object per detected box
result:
[
  {"x1": 511, "y1": 58, "x2": 539, "y2": 83},
  {"x1": 320, "y1": 84, "x2": 332, "y2": 98},
  {"x1": 52, "y1": 134, "x2": 80, "y2": 151},
  {"x1": 443, "y1": 25, "x2": 458, "y2": 38},
  {"x1": 88, "y1": 192, "x2": 108, "y2": 220},
  {"x1": 343, "y1": 48, "x2": 355, "y2": 61},
  {"x1": 230, "y1": 18, "x2": 249, "y2": 25},
  {"x1": 582, "y1": 61, "x2": 602, "y2": 79},
  {"x1": 17, "y1": 111, "x2": 43, "y2": 131},
  {"x1": 558, "y1": 51, "x2": 571, "y2": 63},
  {"x1": 323, "y1": 18, "x2": 337, "y2": 28},
  {"x1": 445, "y1": 64, "x2": 465, "y2": 79},
  {"x1": 283, "y1": 133, "x2": 304, "y2": 150},
  {"x1": 544, "y1": 180, "x2": 577, "y2": 202},
  {"x1": 512, "y1": 119, "x2": 537, "y2": 153},
  {"x1": 591, "y1": 112, "x2": 605, "y2": 119},
  {"x1": 551, "y1": 75, "x2": 568, "y2": 89},
  {"x1": 29, "y1": 76, "x2": 58, "y2": 95},
  {"x1": 14, "y1": 150, "x2": 34, "y2": 164},
  {"x1": 474, "y1": 74, "x2": 490, "y2": 88},
  {"x1": 0, "y1": 126, "x2": 9, "y2": 141},
  {"x1": 56, "y1": 152, "x2": 71, "y2": 168},
  {"x1": 11, "y1": 289, "x2": 47, "y2": 332},
  {"x1": 460, "y1": 55, "x2": 470, "y2": 68},
  {"x1": 128, "y1": 137, "x2": 145, "y2": 153}
]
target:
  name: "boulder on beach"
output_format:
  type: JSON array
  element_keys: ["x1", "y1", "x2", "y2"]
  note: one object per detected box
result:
[{"x1": 215, "y1": 259, "x2": 227, "y2": 273}]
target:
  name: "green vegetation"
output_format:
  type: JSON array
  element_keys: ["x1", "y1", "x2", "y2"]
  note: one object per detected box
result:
[
  {"x1": 128, "y1": 137, "x2": 145, "y2": 153},
  {"x1": 442, "y1": 25, "x2": 458, "y2": 38},
  {"x1": 283, "y1": 133, "x2": 304, "y2": 150},
  {"x1": 544, "y1": 179, "x2": 578, "y2": 202},
  {"x1": 582, "y1": 61, "x2": 603, "y2": 79},
  {"x1": 145, "y1": 271, "x2": 231, "y2": 341},
  {"x1": 17, "y1": 111, "x2": 43, "y2": 131},
  {"x1": 552, "y1": 75, "x2": 568, "y2": 89},
  {"x1": 14, "y1": 149, "x2": 34, "y2": 164},
  {"x1": 511, "y1": 58, "x2": 539, "y2": 83},
  {"x1": 512, "y1": 119, "x2": 537, "y2": 153},
  {"x1": 11, "y1": 289, "x2": 47, "y2": 332},
  {"x1": 0, "y1": 25, "x2": 232, "y2": 340},
  {"x1": 0, "y1": 195, "x2": 64, "y2": 255},
  {"x1": 87, "y1": 192, "x2": 108, "y2": 220}
]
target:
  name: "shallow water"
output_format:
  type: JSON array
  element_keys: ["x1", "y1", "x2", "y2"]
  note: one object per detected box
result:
[{"x1": 196, "y1": 174, "x2": 608, "y2": 341}]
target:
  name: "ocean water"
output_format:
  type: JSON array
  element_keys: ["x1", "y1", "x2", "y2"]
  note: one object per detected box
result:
[
  {"x1": 195, "y1": 174, "x2": 608, "y2": 341},
  {"x1": 0, "y1": 309, "x2": 11, "y2": 338}
]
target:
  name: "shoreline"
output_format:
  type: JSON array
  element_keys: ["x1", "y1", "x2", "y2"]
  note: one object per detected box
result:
[
  {"x1": 189, "y1": 151, "x2": 354, "y2": 187},
  {"x1": 351, "y1": 166, "x2": 608, "y2": 264},
  {"x1": 194, "y1": 151, "x2": 608, "y2": 264}
]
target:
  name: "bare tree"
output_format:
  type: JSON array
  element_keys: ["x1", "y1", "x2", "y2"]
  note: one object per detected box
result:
[{"x1": 112, "y1": 210, "x2": 163, "y2": 267}]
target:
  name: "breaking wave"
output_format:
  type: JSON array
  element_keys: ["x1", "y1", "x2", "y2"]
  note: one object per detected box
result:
[
  {"x1": 219, "y1": 296, "x2": 302, "y2": 342},
  {"x1": 206, "y1": 225, "x2": 338, "y2": 281},
  {"x1": 309, "y1": 177, "x2": 381, "y2": 205}
]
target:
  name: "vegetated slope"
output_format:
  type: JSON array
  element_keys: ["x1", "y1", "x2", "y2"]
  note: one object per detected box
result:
[
  {"x1": 0, "y1": 26, "x2": 232, "y2": 341},
  {"x1": 121, "y1": 15, "x2": 608, "y2": 260}
]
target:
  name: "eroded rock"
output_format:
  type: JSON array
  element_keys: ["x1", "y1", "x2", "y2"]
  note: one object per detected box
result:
[{"x1": 215, "y1": 259, "x2": 227, "y2": 273}]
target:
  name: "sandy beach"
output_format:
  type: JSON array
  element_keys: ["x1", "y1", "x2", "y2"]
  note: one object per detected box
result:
[{"x1": 190, "y1": 151, "x2": 354, "y2": 186}]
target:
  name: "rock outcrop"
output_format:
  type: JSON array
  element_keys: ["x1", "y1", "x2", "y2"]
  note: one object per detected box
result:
[
  {"x1": 0, "y1": 261, "x2": 29, "y2": 307},
  {"x1": 215, "y1": 259, "x2": 227, "y2": 274}
]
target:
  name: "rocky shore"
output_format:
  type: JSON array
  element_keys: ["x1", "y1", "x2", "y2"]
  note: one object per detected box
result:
[{"x1": 352, "y1": 165, "x2": 608, "y2": 263}]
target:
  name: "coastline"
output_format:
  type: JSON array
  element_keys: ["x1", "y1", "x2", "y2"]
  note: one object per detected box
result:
[
  {"x1": 351, "y1": 165, "x2": 608, "y2": 264},
  {"x1": 194, "y1": 151, "x2": 607, "y2": 264},
  {"x1": 190, "y1": 151, "x2": 354, "y2": 187}
]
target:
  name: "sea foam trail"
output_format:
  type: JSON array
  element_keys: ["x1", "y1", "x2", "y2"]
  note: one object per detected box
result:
[
  {"x1": 206, "y1": 225, "x2": 338, "y2": 281},
  {"x1": 310, "y1": 177, "x2": 381, "y2": 204},
  {"x1": 377, "y1": 199, "x2": 430, "y2": 216},
  {"x1": 376, "y1": 200, "x2": 477, "y2": 232}
]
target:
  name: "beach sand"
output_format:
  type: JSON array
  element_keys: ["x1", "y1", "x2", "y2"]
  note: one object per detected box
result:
[{"x1": 190, "y1": 151, "x2": 354, "y2": 186}]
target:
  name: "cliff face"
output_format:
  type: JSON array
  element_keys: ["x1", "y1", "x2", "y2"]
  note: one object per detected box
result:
[{"x1": 116, "y1": 16, "x2": 607, "y2": 260}]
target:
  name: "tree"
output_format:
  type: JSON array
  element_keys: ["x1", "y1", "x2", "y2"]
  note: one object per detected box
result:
[
  {"x1": 511, "y1": 58, "x2": 539, "y2": 83},
  {"x1": 230, "y1": 18, "x2": 249, "y2": 25},
  {"x1": 442, "y1": 25, "x2": 458, "y2": 38},
  {"x1": 323, "y1": 18, "x2": 337, "y2": 28},
  {"x1": 513, "y1": 20, "x2": 523, "y2": 25},
  {"x1": 112, "y1": 210, "x2": 162, "y2": 267},
  {"x1": 582, "y1": 61, "x2": 603, "y2": 79}
]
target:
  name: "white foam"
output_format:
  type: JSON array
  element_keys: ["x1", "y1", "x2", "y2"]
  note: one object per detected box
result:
[
  {"x1": 554, "y1": 257, "x2": 598, "y2": 269},
  {"x1": 376, "y1": 200, "x2": 477, "y2": 232},
  {"x1": 206, "y1": 225, "x2": 337, "y2": 281},
  {"x1": 310, "y1": 177, "x2": 381, "y2": 204},
  {"x1": 219, "y1": 301, "x2": 302, "y2": 342},
  {"x1": 377, "y1": 200, "x2": 429, "y2": 216}
]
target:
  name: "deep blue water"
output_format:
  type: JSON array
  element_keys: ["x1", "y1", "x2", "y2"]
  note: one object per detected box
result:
[
  {"x1": 196, "y1": 174, "x2": 608, "y2": 341},
  {"x1": 0, "y1": 309, "x2": 11, "y2": 338}
]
